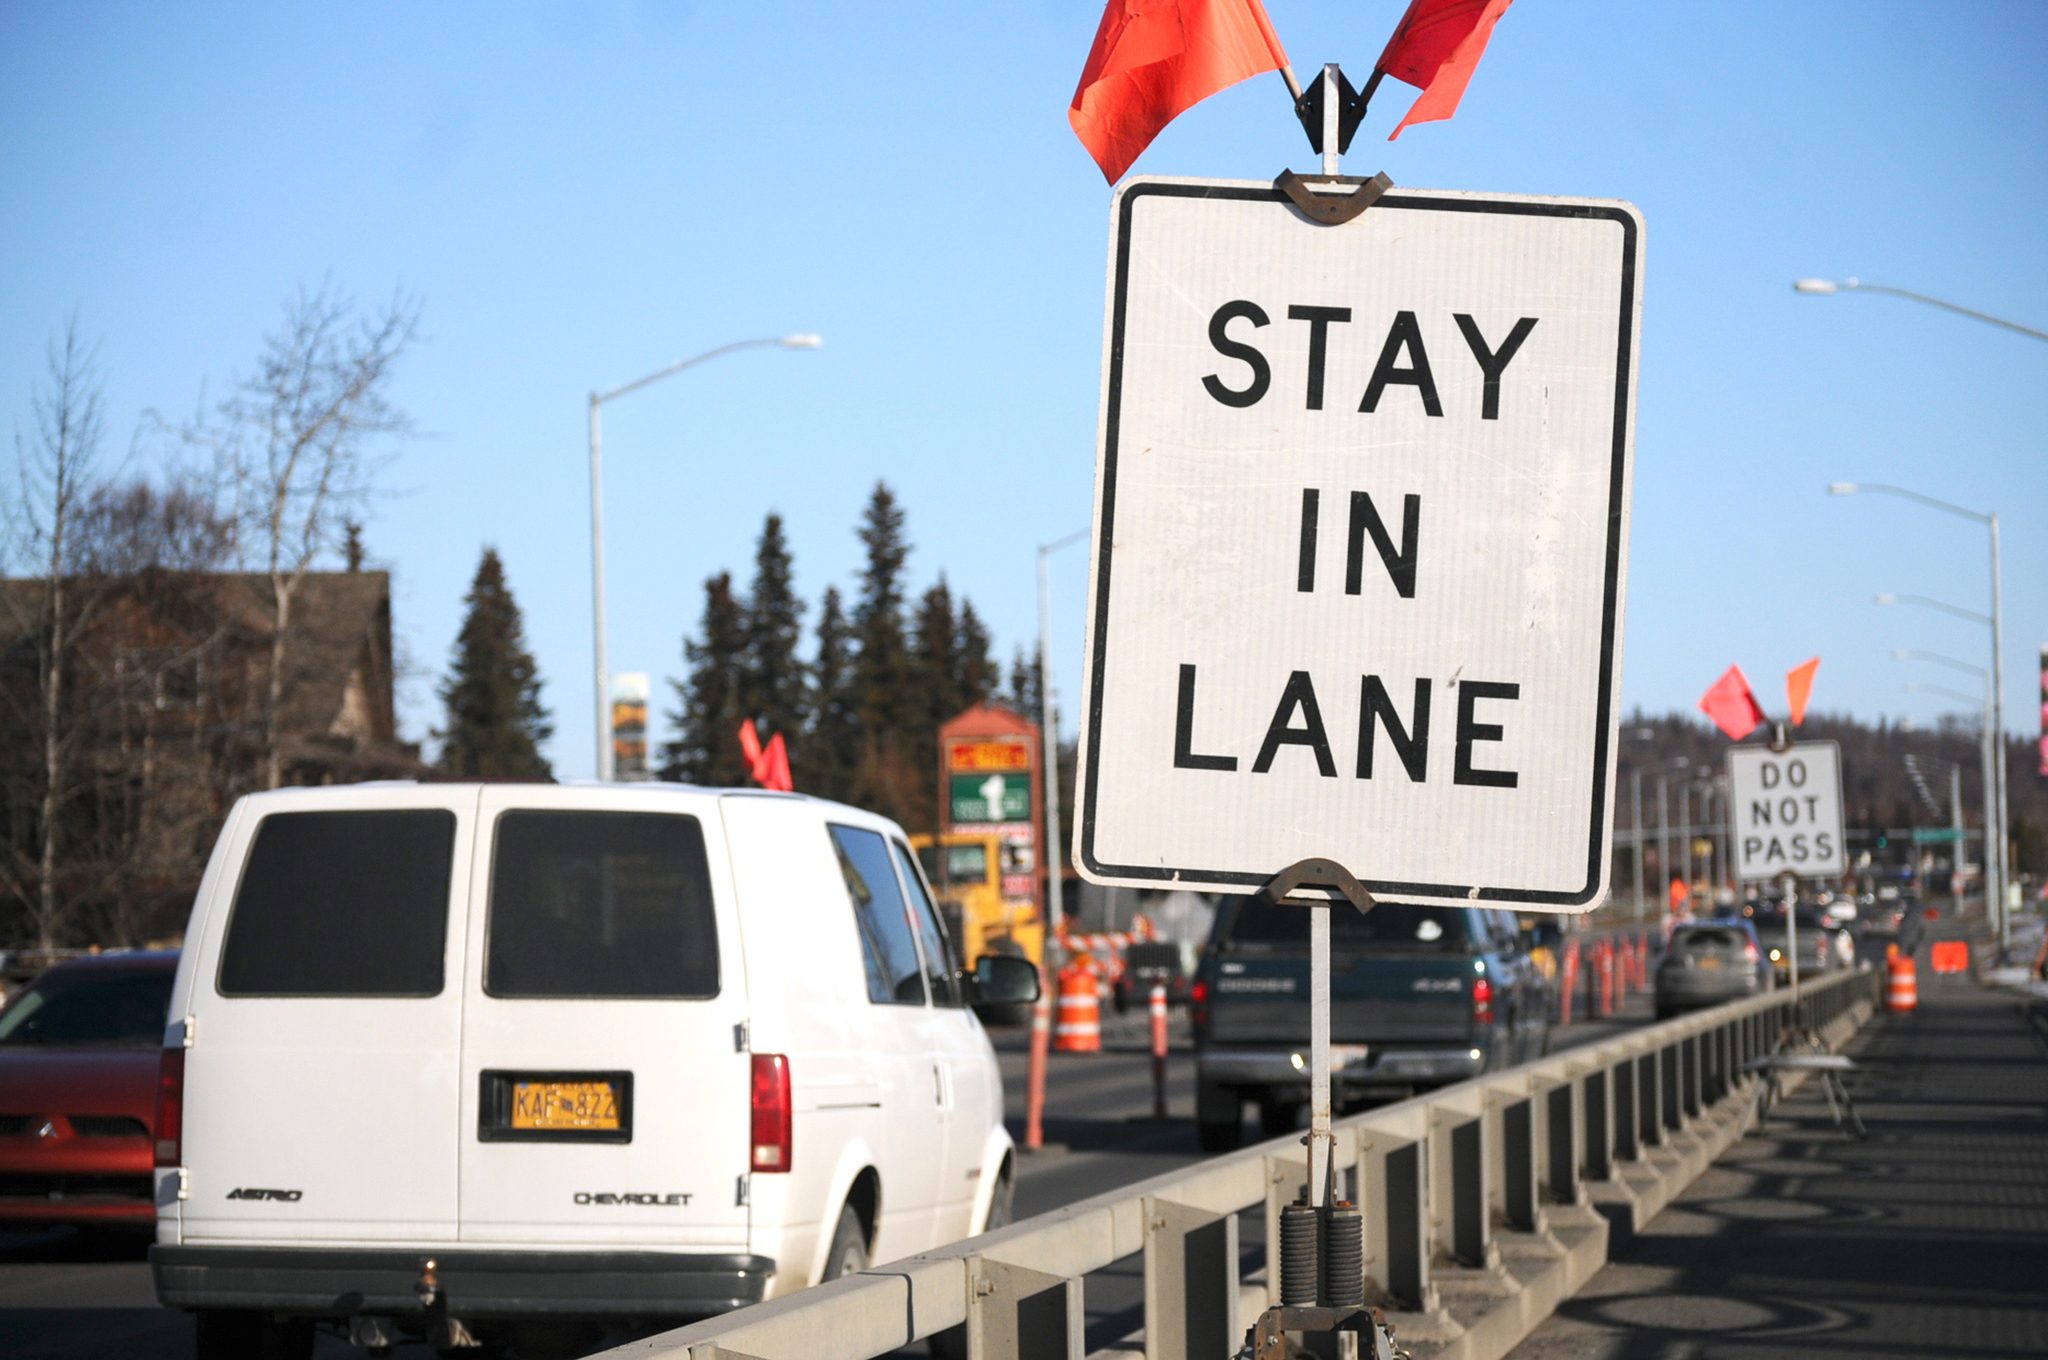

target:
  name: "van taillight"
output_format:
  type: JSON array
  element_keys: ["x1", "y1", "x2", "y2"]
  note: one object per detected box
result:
[
  {"x1": 750, "y1": 1053, "x2": 792, "y2": 1173},
  {"x1": 1471, "y1": 977, "x2": 1495, "y2": 1026},
  {"x1": 154, "y1": 1048, "x2": 185, "y2": 1168}
]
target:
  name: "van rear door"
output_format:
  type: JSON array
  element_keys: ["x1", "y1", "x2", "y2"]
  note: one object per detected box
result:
[
  {"x1": 457, "y1": 787, "x2": 751, "y2": 1248},
  {"x1": 180, "y1": 788, "x2": 476, "y2": 1243}
]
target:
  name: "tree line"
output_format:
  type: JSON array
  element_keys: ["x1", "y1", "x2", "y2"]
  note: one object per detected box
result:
[
  {"x1": 1617, "y1": 710, "x2": 2046, "y2": 882},
  {"x1": 657, "y1": 484, "x2": 1044, "y2": 835}
]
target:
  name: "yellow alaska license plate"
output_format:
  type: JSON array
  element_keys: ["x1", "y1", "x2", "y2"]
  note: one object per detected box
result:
[
  {"x1": 1696, "y1": 957, "x2": 1722, "y2": 969},
  {"x1": 512, "y1": 1080, "x2": 621, "y2": 1131}
]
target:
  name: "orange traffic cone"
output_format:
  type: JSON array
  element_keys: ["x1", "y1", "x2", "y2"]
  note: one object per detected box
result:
[
  {"x1": 1054, "y1": 957, "x2": 1102, "y2": 1053},
  {"x1": 1885, "y1": 953, "x2": 1917, "y2": 1013}
]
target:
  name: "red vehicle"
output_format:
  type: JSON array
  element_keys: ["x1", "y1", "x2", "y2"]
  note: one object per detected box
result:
[{"x1": 0, "y1": 951, "x2": 178, "y2": 1232}]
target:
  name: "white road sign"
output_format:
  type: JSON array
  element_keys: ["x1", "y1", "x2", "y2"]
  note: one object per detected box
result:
[
  {"x1": 1074, "y1": 178, "x2": 1643, "y2": 911},
  {"x1": 1727, "y1": 742, "x2": 1847, "y2": 881}
]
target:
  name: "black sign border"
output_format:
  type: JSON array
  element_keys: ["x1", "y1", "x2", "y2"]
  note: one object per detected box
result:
[{"x1": 1077, "y1": 181, "x2": 1639, "y2": 906}]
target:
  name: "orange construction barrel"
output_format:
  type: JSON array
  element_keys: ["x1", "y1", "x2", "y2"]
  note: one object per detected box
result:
[
  {"x1": 1054, "y1": 958, "x2": 1102, "y2": 1053},
  {"x1": 1885, "y1": 953, "x2": 1917, "y2": 1013}
]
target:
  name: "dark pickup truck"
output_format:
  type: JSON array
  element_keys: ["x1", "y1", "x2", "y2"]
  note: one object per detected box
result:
[{"x1": 1192, "y1": 897, "x2": 1552, "y2": 1151}]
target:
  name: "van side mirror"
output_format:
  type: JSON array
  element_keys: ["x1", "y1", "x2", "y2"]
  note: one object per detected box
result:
[{"x1": 968, "y1": 954, "x2": 1041, "y2": 1006}]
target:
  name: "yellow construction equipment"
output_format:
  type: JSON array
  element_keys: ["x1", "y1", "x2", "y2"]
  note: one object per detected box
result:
[{"x1": 909, "y1": 831, "x2": 1045, "y2": 971}]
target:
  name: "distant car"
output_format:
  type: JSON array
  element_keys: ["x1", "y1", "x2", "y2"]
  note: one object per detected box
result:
[
  {"x1": 1654, "y1": 922, "x2": 1764, "y2": 1018},
  {"x1": 1114, "y1": 941, "x2": 1190, "y2": 1012},
  {"x1": 0, "y1": 951, "x2": 178, "y2": 1233},
  {"x1": 1750, "y1": 907, "x2": 1839, "y2": 984}
]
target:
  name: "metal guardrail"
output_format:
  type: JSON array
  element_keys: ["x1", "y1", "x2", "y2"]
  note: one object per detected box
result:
[{"x1": 606, "y1": 966, "x2": 1879, "y2": 1360}]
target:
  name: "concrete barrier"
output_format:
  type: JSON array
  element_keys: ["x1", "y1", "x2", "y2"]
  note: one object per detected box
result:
[{"x1": 597, "y1": 966, "x2": 1880, "y2": 1360}]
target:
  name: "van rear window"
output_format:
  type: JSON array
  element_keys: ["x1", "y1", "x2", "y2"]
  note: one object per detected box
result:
[
  {"x1": 218, "y1": 810, "x2": 456, "y2": 996},
  {"x1": 486, "y1": 811, "x2": 718, "y2": 999},
  {"x1": 1219, "y1": 899, "x2": 1470, "y2": 954}
]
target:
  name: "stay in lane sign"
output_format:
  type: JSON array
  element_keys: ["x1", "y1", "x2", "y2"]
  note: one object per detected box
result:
[
  {"x1": 1726, "y1": 742, "x2": 1847, "y2": 881},
  {"x1": 1075, "y1": 178, "x2": 1643, "y2": 910}
]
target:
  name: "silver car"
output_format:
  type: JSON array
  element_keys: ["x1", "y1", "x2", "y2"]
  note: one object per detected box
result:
[{"x1": 1655, "y1": 922, "x2": 1766, "y2": 1018}]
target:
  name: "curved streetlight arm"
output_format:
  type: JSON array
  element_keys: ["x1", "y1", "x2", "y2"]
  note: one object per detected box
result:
[
  {"x1": 1812, "y1": 290, "x2": 2018, "y2": 954},
  {"x1": 1875, "y1": 593, "x2": 1993, "y2": 627},
  {"x1": 596, "y1": 335, "x2": 816, "y2": 407},
  {"x1": 1040, "y1": 527, "x2": 1089, "y2": 555},
  {"x1": 588, "y1": 333, "x2": 820, "y2": 780},
  {"x1": 1794, "y1": 278, "x2": 2048, "y2": 343},
  {"x1": 1830, "y1": 482, "x2": 1990, "y2": 526},
  {"x1": 1903, "y1": 681, "x2": 1986, "y2": 709},
  {"x1": 1891, "y1": 649, "x2": 1987, "y2": 681}
]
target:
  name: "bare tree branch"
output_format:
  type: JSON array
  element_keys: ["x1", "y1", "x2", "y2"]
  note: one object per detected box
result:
[
  {"x1": 5, "y1": 318, "x2": 108, "y2": 948},
  {"x1": 184, "y1": 282, "x2": 420, "y2": 787}
]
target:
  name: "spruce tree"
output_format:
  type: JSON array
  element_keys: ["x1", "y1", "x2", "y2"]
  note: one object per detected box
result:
[
  {"x1": 903, "y1": 577, "x2": 963, "y2": 832},
  {"x1": 957, "y1": 600, "x2": 996, "y2": 708},
  {"x1": 851, "y1": 483, "x2": 921, "y2": 823},
  {"x1": 738, "y1": 513, "x2": 807, "y2": 750},
  {"x1": 1007, "y1": 645, "x2": 1041, "y2": 720},
  {"x1": 661, "y1": 571, "x2": 748, "y2": 786},
  {"x1": 852, "y1": 482, "x2": 912, "y2": 734},
  {"x1": 914, "y1": 576, "x2": 964, "y2": 728},
  {"x1": 436, "y1": 547, "x2": 553, "y2": 778},
  {"x1": 805, "y1": 585, "x2": 861, "y2": 801}
]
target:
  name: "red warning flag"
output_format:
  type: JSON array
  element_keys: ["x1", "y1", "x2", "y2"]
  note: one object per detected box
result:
[
  {"x1": 737, "y1": 721, "x2": 795, "y2": 793},
  {"x1": 761, "y1": 733, "x2": 792, "y2": 793},
  {"x1": 1786, "y1": 658, "x2": 1820, "y2": 726},
  {"x1": 1069, "y1": 0, "x2": 1291, "y2": 184},
  {"x1": 1374, "y1": 0, "x2": 1515, "y2": 141},
  {"x1": 1699, "y1": 665, "x2": 1768, "y2": 741}
]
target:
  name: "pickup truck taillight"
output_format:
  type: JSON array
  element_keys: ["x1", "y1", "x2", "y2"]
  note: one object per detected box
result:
[
  {"x1": 1470, "y1": 977, "x2": 1494, "y2": 1026},
  {"x1": 1190, "y1": 978, "x2": 1210, "y2": 1030},
  {"x1": 154, "y1": 1048, "x2": 184, "y2": 1168},
  {"x1": 750, "y1": 1053, "x2": 792, "y2": 1173}
]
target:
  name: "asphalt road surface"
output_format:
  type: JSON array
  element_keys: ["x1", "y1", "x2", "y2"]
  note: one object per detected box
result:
[{"x1": 1, "y1": 993, "x2": 1666, "y2": 1359}]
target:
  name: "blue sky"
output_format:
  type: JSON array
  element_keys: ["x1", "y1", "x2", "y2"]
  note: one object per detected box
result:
[{"x1": 4, "y1": 1, "x2": 2043, "y2": 778}]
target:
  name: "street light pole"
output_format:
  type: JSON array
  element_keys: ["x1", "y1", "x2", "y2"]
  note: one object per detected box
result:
[
  {"x1": 586, "y1": 334, "x2": 821, "y2": 780},
  {"x1": 589, "y1": 395, "x2": 609, "y2": 783},
  {"x1": 1631, "y1": 767, "x2": 1645, "y2": 919},
  {"x1": 1833, "y1": 482, "x2": 2008, "y2": 953},
  {"x1": 1896, "y1": 652, "x2": 1996, "y2": 925},
  {"x1": 1990, "y1": 513, "x2": 2008, "y2": 950},
  {"x1": 1036, "y1": 528, "x2": 1089, "y2": 943},
  {"x1": 1802, "y1": 273, "x2": 2034, "y2": 949}
]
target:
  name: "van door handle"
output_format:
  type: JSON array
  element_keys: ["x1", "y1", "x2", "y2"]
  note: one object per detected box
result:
[{"x1": 932, "y1": 1063, "x2": 947, "y2": 1108}]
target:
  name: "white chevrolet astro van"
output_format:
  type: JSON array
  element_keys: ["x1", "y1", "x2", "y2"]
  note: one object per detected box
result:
[{"x1": 149, "y1": 782, "x2": 1037, "y2": 1356}]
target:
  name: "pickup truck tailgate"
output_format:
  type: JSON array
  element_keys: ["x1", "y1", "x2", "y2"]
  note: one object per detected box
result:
[{"x1": 1208, "y1": 954, "x2": 1473, "y2": 1045}]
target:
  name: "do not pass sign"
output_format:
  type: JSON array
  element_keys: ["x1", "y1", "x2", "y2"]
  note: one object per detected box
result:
[
  {"x1": 1074, "y1": 178, "x2": 1643, "y2": 910},
  {"x1": 1727, "y1": 742, "x2": 1847, "y2": 881}
]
